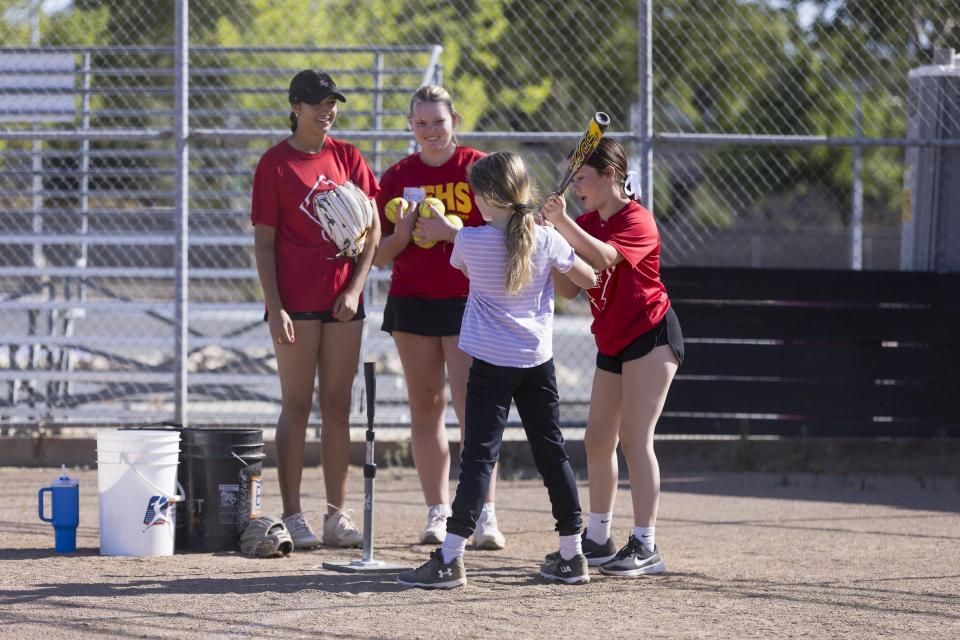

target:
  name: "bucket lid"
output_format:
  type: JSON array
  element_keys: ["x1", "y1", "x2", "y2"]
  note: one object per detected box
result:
[
  {"x1": 181, "y1": 427, "x2": 263, "y2": 446},
  {"x1": 98, "y1": 428, "x2": 180, "y2": 442},
  {"x1": 118, "y1": 421, "x2": 183, "y2": 432}
]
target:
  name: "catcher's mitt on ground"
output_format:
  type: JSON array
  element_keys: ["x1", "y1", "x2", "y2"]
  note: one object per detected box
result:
[
  {"x1": 311, "y1": 180, "x2": 376, "y2": 258},
  {"x1": 239, "y1": 515, "x2": 294, "y2": 558}
]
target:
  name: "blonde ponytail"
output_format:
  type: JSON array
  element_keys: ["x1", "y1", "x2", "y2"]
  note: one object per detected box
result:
[
  {"x1": 468, "y1": 152, "x2": 538, "y2": 295},
  {"x1": 505, "y1": 203, "x2": 535, "y2": 294}
]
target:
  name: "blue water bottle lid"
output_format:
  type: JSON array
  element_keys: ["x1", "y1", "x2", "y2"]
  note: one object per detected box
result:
[{"x1": 52, "y1": 464, "x2": 79, "y2": 488}]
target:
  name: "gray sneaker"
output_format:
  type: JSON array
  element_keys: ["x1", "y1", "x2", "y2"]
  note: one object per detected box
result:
[
  {"x1": 544, "y1": 529, "x2": 617, "y2": 566},
  {"x1": 598, "y1": 534, "x2": 665, "y2": 577},
  {"x1": 540, "y1": 553, "x2": 590, "y2": 585},
  {"x1": 397, "y1": 549, "x2": 467, "y2": 590}
]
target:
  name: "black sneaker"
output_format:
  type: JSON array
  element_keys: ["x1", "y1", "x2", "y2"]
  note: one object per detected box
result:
[
  {"x1": 598, "y1": 534, "x2": 665, "y2": 577},
  {"x1": 397, "y1": 549, "x2": 467, "y2": 589},
  {"x1": 544, "y1": 529, "x2": 617, "y2": 567},
  {"x1": 540, "y1": 553, "x2": 590, "y2": 585}
]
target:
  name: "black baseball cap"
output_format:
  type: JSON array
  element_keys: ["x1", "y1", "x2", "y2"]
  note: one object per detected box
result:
[{"x1": 288, "y1": 70, "x2": 347, "y2": 105}]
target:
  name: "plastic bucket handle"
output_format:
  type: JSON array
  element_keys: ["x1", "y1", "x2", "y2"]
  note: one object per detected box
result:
[
  {"x1": 230, "y1": 450, "x2": 265, "y2": 470},
  {"x1": 118, "y1": 451, "x2": 186, "y2": 504}
]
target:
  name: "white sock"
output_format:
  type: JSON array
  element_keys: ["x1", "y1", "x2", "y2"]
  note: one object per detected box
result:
[
  {"x1": 559, "y1": 533, "x2": 583, "y2": 561},
  {"x1": 587, "y1": 512, "x2": 613, "y2": 544},
  {"x1": 440, "y1": 533, "x2": 467, "y2": 564},
  {"x1": 633, "y1": 526, "x2": 655, "y2": 551},
  {"x1": 479, "y1": 502, "x2": 496, "y2": 522},
  {"x1": 428, "y1": 503, "x2": 452, "y2": 517}
]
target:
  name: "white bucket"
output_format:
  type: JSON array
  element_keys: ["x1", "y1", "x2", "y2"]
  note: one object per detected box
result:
[{"x1": 97, "y1": 429, "x2": 184, "y2": 557}]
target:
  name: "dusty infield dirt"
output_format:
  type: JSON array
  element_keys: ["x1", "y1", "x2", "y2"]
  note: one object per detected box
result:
[{"x1": 2, "y1": 465, "x2": 959, "y2": 639}]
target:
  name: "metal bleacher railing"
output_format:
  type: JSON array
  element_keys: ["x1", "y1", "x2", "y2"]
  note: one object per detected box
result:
[{"x1": 0, "y1": 42, "x2": 448, "y2": 430}]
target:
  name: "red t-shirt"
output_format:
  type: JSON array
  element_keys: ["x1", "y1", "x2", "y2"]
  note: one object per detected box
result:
[
  {"x1": 375, "y1": 146, "x2": 486, "y2": 298},
  {"x1": 251, "y1": 137, "x2": 379, "y2": 312},
  {"x1": 576, "y1": 200, "x2": 671, "y2": 355}
]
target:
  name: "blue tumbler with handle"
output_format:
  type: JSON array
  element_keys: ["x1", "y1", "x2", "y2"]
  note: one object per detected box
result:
[{"x1": 38, "y1": 465, "x2": 80, "y2": 553}]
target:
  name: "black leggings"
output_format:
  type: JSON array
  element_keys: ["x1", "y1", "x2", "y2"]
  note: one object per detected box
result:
[{"x1": 446, "y1": 358, "x2": 582, "y2": 538}]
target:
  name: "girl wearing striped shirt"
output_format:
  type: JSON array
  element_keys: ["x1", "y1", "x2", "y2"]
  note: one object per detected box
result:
[{"x1": 398, "y1": 151, "x2": 597, "y2": 589}]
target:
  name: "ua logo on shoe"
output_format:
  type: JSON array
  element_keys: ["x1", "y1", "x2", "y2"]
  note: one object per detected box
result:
[
  {"x1": 438, "y1": 568, "x2": 453, "y2": 578},
  {"x1": 560, "y1": 565, "x2": 571, "y2": 573}
]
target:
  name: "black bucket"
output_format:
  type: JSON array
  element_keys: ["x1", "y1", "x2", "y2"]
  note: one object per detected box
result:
[{"x1": 177, "y1": 427, "x2": 265, "y2": 553}]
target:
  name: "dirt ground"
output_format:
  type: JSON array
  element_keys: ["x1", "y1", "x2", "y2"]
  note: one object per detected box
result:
[{"x1": 2, "y1": 465, "x2": 959, "y2": 639}]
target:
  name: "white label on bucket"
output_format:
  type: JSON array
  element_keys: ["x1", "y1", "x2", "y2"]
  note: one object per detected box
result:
[
  {"x1": 251, "y1": 477, "x2": 262, "y2": 517},
  {"x1": 219, "y1": 484, "x2": 239, "y2": 525}
]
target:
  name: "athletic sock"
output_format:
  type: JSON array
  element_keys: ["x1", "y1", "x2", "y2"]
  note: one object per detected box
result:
[
  {"x1": 440, "y1": 533, "x2": 467, "y2": 564},
  {"x1": 428, "y1": 503, "x2": 452, "y2": 517},
  {"x1": 633, "y1": 526, "x2": 655, "y2": 551},
  {"x1": 587, "y1": 512, "x2": 613, "y2": 544},
  {"x1": 559, "y1": 533, "x2": 583, "y2": 561},
  {"x1": 479, "y1": 502, "x2": 495, "y2": 522}
]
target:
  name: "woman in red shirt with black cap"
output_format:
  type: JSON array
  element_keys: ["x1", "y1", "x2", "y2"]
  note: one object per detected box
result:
[
  {"x1": 252, "y1": 69, "x2": 380, "y2": 550},
  {"x1": 542, "y1": 138, "x2": 684, "y2": 577}
]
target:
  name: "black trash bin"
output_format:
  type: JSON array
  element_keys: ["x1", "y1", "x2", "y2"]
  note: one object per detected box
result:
[{"x1": 177, "y1": 428, "x2": 265, "y2": 552}]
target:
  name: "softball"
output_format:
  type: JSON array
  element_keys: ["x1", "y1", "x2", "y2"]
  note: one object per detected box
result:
[
  {"x1": 413, "y1": 214, "x2": 464, "y2": 249},
  {"x1": 419, "y1": 196, "x2": 445, "y2": 219},
  {"x1": 384, "y1": 196, "x2": 408, "y2": 224}
]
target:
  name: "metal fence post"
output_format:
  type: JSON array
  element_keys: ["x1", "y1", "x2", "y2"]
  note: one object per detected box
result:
[
  {"x1": 174, "y1": 0, "x2": 190, "y2": 425},
  {"x1": 851, "y1": 80, "x2": 863, "y2": 270},
  {"x1": 29, "y1": 0, "x2": 43, "y2": 411},
  {"x1": 59, "y1": 52, "x2": 93, "y2": 401},
  {"x1": 638, "y1": 0, "x2": 653, "y2": 211},
  {"x1": 374, "y1": 51, "x2": 383, "y2": 174}
]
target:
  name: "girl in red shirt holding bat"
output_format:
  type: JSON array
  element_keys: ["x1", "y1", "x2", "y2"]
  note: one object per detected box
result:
[
  {"x1": 542, "y1": 138, "x2": 684, "y2": 576},
  {"x1": 373, "y1": 85, "x2": 504, "y2": 549},
  {"x1": 252, "y1": 70, "x2": 381, "y2": 550}
]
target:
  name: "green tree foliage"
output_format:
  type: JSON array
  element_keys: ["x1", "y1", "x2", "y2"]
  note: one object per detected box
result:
[
  {"x1": 651, "y1": 0, "x2": 958, "y2": 229},
  {"x1": 6, "y1": 0, "x2": 958, "y2": 235}
]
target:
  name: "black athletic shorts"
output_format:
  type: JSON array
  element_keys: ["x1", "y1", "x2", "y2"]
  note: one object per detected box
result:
[
  {"x1": 381, "y1": 295, "x2": 466, "y2": 337},
  {"x1": 263, "y1": 303, "x2": 365, "y2": 323},
  {"x1": 595, "y1": 306, "x2": 684, "y2": 374}
]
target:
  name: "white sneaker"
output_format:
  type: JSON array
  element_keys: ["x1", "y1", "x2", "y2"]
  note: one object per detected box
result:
[
  {"x1": 282, "y1": 512, "x2": 321, "y2": 550},
  {"x1": 473, "y1": 510, "x2": 506, "y2": 550},
  {"x1": 322, "y1": 507, "x2": 363, "y2": 548},
  {"x1": 420, "y1": 505, "x2": 450, "y2": 545}
]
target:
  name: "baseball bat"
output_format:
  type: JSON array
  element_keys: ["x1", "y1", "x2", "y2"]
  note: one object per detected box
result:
[{"x1": 556, "y1": 111, "x2": 611, "y2": 194}]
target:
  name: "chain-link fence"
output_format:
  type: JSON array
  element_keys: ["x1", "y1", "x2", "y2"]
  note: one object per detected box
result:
[{"x1": 1, "y1": 0, "x2": 958, "y2": 428}]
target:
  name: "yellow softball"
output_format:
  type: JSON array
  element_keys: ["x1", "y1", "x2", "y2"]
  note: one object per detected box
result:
[
  {"x1": 384, "y1": 196, "x2": 408, "y2": 224},
  {"x1": 418, "y1": 196, "x2": 445, "y2": 219},
  {"x1": 414, "y1": 214, "x2": 464, "y2": 249}
]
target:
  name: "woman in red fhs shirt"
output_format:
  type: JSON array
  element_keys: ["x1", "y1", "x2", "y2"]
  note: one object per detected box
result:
[
  {"x1": 542, "y1": 138, "x2": 684, "y2": 577},
  {"x1": 252, "y1": 69, "x2": 381, "y2": 551},
  {"x1": 373, "y1": 85, "x2": 505, "y2": 550}
]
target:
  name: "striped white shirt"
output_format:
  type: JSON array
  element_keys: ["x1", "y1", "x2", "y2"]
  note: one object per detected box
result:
[{"x1": 450, "y1": 224, "x2": 576, "y2": 367}]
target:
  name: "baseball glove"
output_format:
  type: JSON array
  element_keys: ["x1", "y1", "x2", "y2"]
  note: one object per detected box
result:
[
  {"x1": 239, "y1": 515, "x2": 293, "y2": 558},
  {"x1": 311, "y1": 180, "x2": 376, "y2": 258}
]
